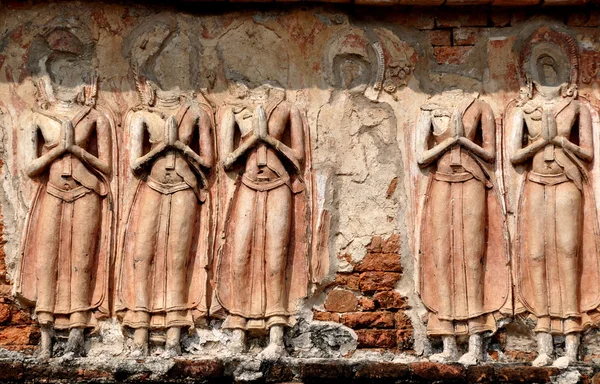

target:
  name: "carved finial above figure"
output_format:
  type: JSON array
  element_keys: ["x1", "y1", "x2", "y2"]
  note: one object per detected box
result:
[
  {"x1": 215, "y1": 80, "x2": 318, "y2": 358},
  {"x1": 115, "y1": 18, "x2": 215, "y2": 357},
  {"x1": 416, "y1": 75, "x2": 510, "y2": 366},
  {"x1": 505, "y1": 26, "x2": 600, "y2": 368},
  {"x1": 16, "y1": 18, "x2": 117, "y2": 361}
]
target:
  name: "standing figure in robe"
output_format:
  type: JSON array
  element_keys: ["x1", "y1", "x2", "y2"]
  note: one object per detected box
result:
[
  {"x1": 507, "y1": 27, "x2": 600, "y2": 367},
  {"x1": 416, "y1": 83, "x2": 510, "y2": 365},
  {"x1": 116, "y1": 84, "x2": 214, "y2": 357},
  {"x1": 216, "y1": 82, "x2": 311, "y2": 358},
  {"x1": 17, "y1": 22, "x2": 115, "y2": 360},
  {"x1": 115, "y1": 18, "x2": 214, "y2": 357}
]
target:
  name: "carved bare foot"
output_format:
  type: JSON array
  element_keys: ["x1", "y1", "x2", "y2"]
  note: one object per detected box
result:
[
  {"x1": 163, "y1": 327, "x2": 182, "y2": 357},
  {"x1": 553, "y1": 333, "x2": 579, "y2": 368},
  {"x1": 131, "y1": 328, "x2": 149, "y2": 358},
  {"x1": 458, "y1": 334, "x2": 483, "y2": 366},
  {"x1": 532, "y1": 353, "x2": 553, "y2": 367},
  {"x1": 230, "y1": 329, "x2": 247, "y2": 354},
  {"x1": 258, "y1": 326, "x2": 287, "y2": 360},
  {"x1": 64, "y1": 328, "x2": 85, "y2": 358},
  {"x1": 38, "y1": 325, "x2": 53, "y2": 362},
  {"x1": 532, "y1": 332, "x2": 553, "y2": 367},
  {"x1": 430, "y1": 335, "x2": 459, "y2": 363}
]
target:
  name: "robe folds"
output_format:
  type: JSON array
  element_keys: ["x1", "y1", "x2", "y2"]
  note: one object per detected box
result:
[
  {"x1": 16, "y1": 106, "x2": 116, "y2": 331},
  {"x1": 115, "y1": 101, "x2": 213, "y2": 330}
]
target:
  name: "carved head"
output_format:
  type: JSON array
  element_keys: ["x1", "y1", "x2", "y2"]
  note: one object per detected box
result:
[
  {"x1": 28, "y1": 18, "x2": 97, "y2": 107},
  {"x1": 124, "y1": 15, "x2": 193, "y2": 105},
  {"x1": 324, "y1": 26, "x2": 415, "y2": 97},
  {"x1": 324, "y1": 27, "x2": 373, "y2": 92},
  {"x1": 517, "y1": 26, "x2": 579, "y2": 99}
]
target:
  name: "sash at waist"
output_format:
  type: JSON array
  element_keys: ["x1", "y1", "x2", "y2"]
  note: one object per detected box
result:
[
  {"x1": 434, "y1": 171, "x2": 475, "y2": 183},
  {"x1": 528, "y1": 172, "x2": 570, "y2": 186},
  {"x1": 47, "y1": 183, "x2": 91, "y2": 203},
  {"x1": 146, "y1": 176, "x2": 192, "y2": 195},
  {"x1": 242, "y1": 175, "x2": 291, "y2": 192}
]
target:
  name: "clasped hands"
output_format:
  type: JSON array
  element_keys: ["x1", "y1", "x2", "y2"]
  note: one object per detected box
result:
[
  {"x1": 529, "y1": 111, "x2": 566, "y2": 151},
  {"x1": 156, "y1": 116, "x2": 193, "y2": 156},
  {"x1": 60, "y1": 120, "x2": 78, "y2": 153},
  {"x1": 223, "y1": 105, "x2": 269, "y2": 168},
  {"x1": 441, "y1": 113, "x2": 473, "y2": 149}
]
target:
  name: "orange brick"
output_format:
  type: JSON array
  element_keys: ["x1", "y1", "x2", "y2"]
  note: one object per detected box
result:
[
  {"x1": 355, "y1": 253, "x2": 401, "y2": 272},
  {"x1": 433, "y1": 46, "x2": 474, "y2": 65},
  {"x1": 374, "y1": 291, "x2": 409, "y2": 309},
  {"x1": 355, "y1": 329, "x2": 397, "y2": 348},
  {"x1": 324, "y1": 289, "x2": 358, "y2": 313},
  {"x1": 428, "y1": 30, "x2": 452, "y2": 46},
  {"x1": 341, "y1": 312, "x2": 395, "y2": 329},
  {"x1": 359, "y1": 272, "x2": 401, "y2": 292}
]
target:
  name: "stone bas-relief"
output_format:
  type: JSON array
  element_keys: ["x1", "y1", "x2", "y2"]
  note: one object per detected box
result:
[
  {"x1": 115, "y1": 19, "x2": 214, "y2": 357},
  {"x1": 506, "y1": 27, "x2": 600, "y2": 368},
  {"x1": 5, "y1": 4, "x2": 600, "y2": 373},
  {"x1": 15, "y1": 20, "x2": 116, "y2": 360},
  {"x1": 416, "y1": 81, "x2": 510, "y2": 365},
  {"x1": 216, "y1": 82, "x2": 312, "y2": 358}
]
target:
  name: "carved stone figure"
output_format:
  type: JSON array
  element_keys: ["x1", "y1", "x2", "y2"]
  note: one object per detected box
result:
[
  {"x1": 318, "y1": 27, "x2": 414, "y2": 265},
  {"x1": 216, "y1": 82, "x2": 312, "y2": 358},
  {"x1": 506, "y1": 27, "x2": 600, "y2": 367},
  {"x1": 115, "y1": 20, "x2": 214, "y2": 357},
  {"x1": 16, "y1": 21, "x2": 116, "y2": 360},
  {"x1": 416, "y1": 79, "x2": 510, "y2": 365}
]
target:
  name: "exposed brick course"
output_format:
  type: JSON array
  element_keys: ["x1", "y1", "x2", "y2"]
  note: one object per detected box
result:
[
  {"x1": 325, "y1": 289, "x2": 359, "y2": 313},
  {"x1": 341, "y1": 311, "x2": 395, "y2": 329},
  {"x1": 359, "y1": 272, "x2": 401, "y2": 292}
]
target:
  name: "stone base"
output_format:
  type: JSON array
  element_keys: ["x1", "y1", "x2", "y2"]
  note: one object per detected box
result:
[{"x1": 0, "y1": 354, "x2": 596, "y2": 383}]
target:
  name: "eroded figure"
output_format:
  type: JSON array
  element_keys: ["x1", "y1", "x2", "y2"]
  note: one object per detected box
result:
[
  {"x1": 115, "y1": 20, "x2": 214, "y2": 357},
  {"x1": 16, "y1": 22, "x2": 115, "y2": 360},
  {"x1": 416, "y1": 78, "x2": 510, "y2": 365},
  {"x1": 507, "y1": 27, "x2": 600, "y2": 368},
  {"x1": 216, "y1": 82, "x2": 311, "y2": 358}
]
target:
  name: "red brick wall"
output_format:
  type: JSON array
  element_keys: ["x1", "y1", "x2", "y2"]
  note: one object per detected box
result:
[
  {"x1": 0, "y1": 160, "x2": 39, "y2": 353},
  {"x1": 314, "y1": 234, "x2": 413, "y2": 352}
]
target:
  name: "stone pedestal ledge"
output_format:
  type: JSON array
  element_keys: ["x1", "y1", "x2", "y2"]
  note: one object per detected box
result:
[{"x1": 0, "y1": 354, "x2": 595, "y2": 383}]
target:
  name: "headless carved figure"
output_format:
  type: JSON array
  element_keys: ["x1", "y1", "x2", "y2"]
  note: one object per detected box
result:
[
  {"x1": 417, "y1": 90, "x2": 497, "y2": 365},
  {"x1": 24, "y1": 100, "x2": 112, "y2": 360},
  {"x1": 218, "y1": 86, "x2": 305, "y2": 358},
  {"x1": 121, "y1": 91, "x2": 213, "y2": 357}
]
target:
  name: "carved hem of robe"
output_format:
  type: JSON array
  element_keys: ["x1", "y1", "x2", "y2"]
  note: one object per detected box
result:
[
  {"x1": 115, "y1": 179, "x2": 211, "y2": 330},
  {"x1": 514, "y1": 161, "x2": 600, "y2": 334},
  {"x1": 16, "y1": 181, "x2": 111, "y2": 331},
  {"x1": 216, "y1": 177, "x2": 309, "y2": 330},
  {"x1": 418, "y1": 155, "x2": 510, "y2": 334},
  {"x1": 427, "y1": 312, "x2": 500, "y2": 336}
]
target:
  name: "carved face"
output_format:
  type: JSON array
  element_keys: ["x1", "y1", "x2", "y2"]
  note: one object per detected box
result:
[
  {"x1": 536, "y1": 55, "x2": 562, "y2": 87},
  {"x1": 333, "y1": 54, "x2": 371, "y2": 90},
  {"x1": 46, "y1": 52, "x2": 87, "y2": 102}
]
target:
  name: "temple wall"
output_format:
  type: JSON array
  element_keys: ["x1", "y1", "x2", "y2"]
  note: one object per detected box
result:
[{"x1": 2, "y1": 2, "x2": 600, "y2": 382}]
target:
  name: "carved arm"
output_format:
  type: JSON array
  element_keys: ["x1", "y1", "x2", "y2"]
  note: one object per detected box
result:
[
  {"x1": 457, "y1": 102, "x2": 495, "y2": 163},
  {"x1": 174, "y1": 109, "x2": 214, "y2": 170},
  {"x1": 551, "y1": 104, "x2": 594, "y2": 162},
  {"x1": 221, "y1": 107, "x2": 258, "y2": 170},
  {"x1": 25, "y1": 117, "x2": 67, "y2": 178},
  {"x1": 260, "y1": 105, "x2": 304, "y2": 174},
  {"x1": 129, "y1": 113, "x2": 166, "y2": 174},
  {"x1": 509, "y1": 107, "x2": 548, "y2": 165},
  {"x1": 69, "y1": 114, "x2": 112, "y2": 176},
  {"x1": 416, "y1": 110, "x2": 457, "y2": 167}
]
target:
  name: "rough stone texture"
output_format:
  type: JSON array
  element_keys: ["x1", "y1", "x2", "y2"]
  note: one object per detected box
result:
[{"x1": 2, "y1": 1, "x2": 600, "y2": 382}]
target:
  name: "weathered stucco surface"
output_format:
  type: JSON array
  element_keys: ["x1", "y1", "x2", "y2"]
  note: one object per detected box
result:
[{"x1": 4, "y1": 1, "x2": 600, "y2": 381}]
